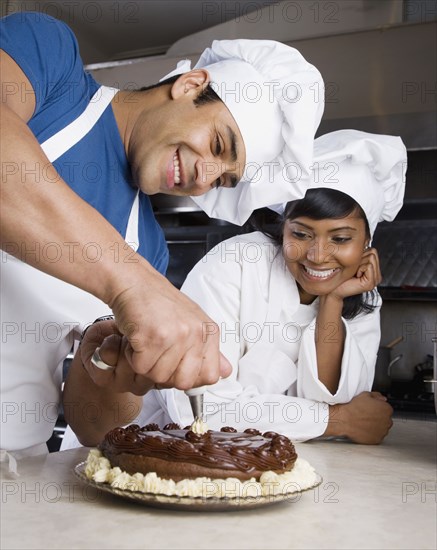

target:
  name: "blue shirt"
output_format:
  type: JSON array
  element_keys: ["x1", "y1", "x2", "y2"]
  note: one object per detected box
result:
[{"x1": 1, "y1": 12, "x2": 169, "y2": 274}]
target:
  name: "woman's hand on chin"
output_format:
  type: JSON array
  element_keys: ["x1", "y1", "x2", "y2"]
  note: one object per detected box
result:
[{"x1": 330, "y1": 247, "x2": 382, "y2": 300}]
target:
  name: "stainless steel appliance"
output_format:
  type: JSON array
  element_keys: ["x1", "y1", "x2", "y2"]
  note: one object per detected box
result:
[
  {"x1": 368, "y1": 147, "x2": 436, "y2": 416},
  {"x1": 432, "y1": 338, "x2": 437, "y2": 414}
]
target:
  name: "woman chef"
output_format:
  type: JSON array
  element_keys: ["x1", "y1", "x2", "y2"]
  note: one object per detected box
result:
[{"x1": 62, "y1": 129, "x2": 407, "y2": 447}]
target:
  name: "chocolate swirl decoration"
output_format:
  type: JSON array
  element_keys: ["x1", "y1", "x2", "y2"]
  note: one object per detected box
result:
[{"x1": 99, "y1": 425, "x2": 297, "y2": 474}]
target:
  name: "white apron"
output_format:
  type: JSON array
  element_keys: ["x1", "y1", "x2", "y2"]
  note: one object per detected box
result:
[{"x1": 0, "y1": 86, "x2": 143, "y2": 462}]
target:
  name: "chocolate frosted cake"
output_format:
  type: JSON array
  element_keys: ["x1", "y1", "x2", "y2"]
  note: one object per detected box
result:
[{"x1": 99, "y1": 423, "x2": 298, "y2": 482}]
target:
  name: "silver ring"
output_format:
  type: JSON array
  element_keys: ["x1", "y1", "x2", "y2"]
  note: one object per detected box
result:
[{"x1": 91, "y1": 347, "x2": 115, "y2": 371}]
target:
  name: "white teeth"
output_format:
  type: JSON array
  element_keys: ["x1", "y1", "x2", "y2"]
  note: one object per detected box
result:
[
  {"x1": 173, "y1": 152, "x2": 180, "y2": 184},
  {"x1": 304, "y1": 266, "x2": 336, "y2": 279}
]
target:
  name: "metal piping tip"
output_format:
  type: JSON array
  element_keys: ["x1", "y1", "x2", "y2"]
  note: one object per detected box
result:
[{"x1": 188, "y1": 393, "x2": 204, "y2": 420}]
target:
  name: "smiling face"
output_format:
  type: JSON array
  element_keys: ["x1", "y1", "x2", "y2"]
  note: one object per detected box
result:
[
  {"x1": 126, "y1": 70, "x2": 246, "y2": 197},
  {"x1": 282, "y1": 213, "x2": 369, "y2": 304}
]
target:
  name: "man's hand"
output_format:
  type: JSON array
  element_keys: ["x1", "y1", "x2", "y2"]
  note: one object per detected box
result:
[
  {"x1": 80, "y1": 320, "x2": 154, "y2": 396},
  {"x1": 107, "y1": 261, "x2": 232, "y2": 390},
  {"x1": 326, "y1": 391, "x2": 393, "y2": 444},
  {"x1": 64, "y1": 320, "x2": 146, "y2": 447}
]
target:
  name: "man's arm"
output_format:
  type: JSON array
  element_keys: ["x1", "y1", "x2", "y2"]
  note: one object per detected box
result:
[
  {"x1": 1, "y1": 49, "x2": 231, "y2": 388},
  {"x1": 1, "y1": 50, "x2": 134, "y2": 299}
]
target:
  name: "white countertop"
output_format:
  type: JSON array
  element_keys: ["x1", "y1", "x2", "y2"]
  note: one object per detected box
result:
[{"x1": 1, "y1": 418, "x2": 436, "y2": 550}]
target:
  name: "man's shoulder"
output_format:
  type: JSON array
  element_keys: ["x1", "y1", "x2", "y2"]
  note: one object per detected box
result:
[
  {"x1": 1, "y1": 11, "x2": 83, "y2": 83},
  {"x1": 1, "y1": 11, "x2": 76, "y2": 41},
  {"x1": 1, "y1": 11, "x2": 84, "y2": 89},
  {"x1": 1, "y1": 12, "x2": 96, "y2": 138}
]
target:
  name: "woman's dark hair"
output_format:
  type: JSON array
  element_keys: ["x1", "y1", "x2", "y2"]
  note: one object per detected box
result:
[
  {"x1": 248, "y1": 188, "x2": 377, "y2": 319},
  {"x1": 139, "y1": 75, "x2": 221, "y2": 107}
]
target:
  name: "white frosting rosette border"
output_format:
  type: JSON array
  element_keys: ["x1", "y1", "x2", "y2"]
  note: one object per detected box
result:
[{"x1": 83, "y1": 449, "x2": 319, "y2": 499}]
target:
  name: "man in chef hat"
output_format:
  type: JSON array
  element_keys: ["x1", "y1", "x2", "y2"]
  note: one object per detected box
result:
[
  {"x1": 1, "y1": 12, "x2": 325, "y2": 457},
  {"x1": 157, "y1": 39, "x2": 325, "y2": 225}
]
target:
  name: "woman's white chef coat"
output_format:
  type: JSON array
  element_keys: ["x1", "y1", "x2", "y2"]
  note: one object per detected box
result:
[{"x1": 170, "y1": 231, "x2": 382, "y2": 441}]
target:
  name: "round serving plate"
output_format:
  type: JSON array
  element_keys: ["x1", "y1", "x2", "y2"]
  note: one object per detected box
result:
[{"x1": 74, "y1": 462, "x2": 322, "y2": 512}]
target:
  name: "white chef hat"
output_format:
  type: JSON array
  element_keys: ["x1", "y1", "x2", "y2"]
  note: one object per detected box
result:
[
  {"x1": 160, "y1": 39, "x2": 324, "y2": 225},
  {"x1": 306, "y1": 130, "x2": 407, "y2": 236}
]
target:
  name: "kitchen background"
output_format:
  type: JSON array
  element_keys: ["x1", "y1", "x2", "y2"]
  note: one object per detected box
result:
[{"x1": 2, "y1": 0, "x2": 435, "y2": 444}]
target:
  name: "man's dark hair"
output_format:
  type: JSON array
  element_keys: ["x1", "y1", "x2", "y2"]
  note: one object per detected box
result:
[
  {"x1": 251, "y1": 188, "x2": 377, "y2": 320},
  {"x1": 139, "y1": 75, "x2": 222, "y2": 107}
]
